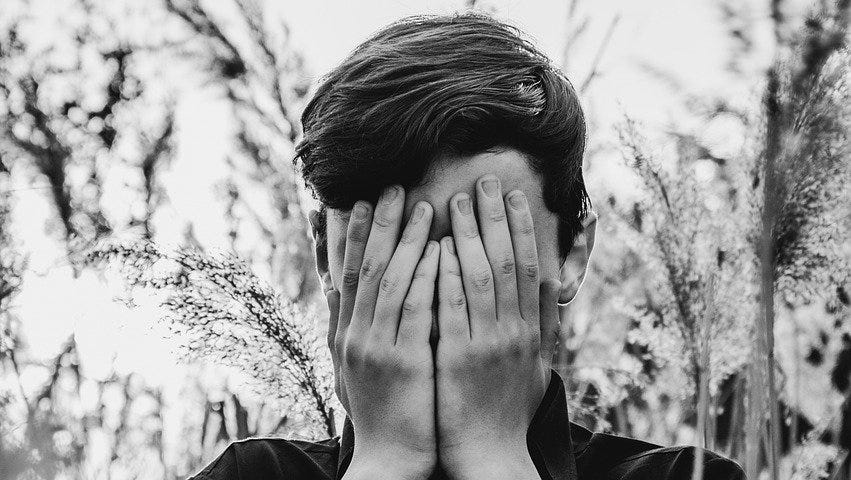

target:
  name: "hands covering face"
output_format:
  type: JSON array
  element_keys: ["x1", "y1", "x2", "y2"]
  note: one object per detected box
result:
[{"x1": 326, "y1": 175, "x2": 561, "y2": 480}]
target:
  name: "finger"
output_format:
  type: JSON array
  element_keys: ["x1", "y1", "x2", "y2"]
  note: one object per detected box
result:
[
  {"x1": 372, "y1": 201, "x2": 434, "y2": 342},
  {"x1": 397, "y1": 240, "x2": 439, "y2": 345},
  {"x1": 539, "y1": 279, "x2": 562, "y2": 371},
  {"x1": 326, "y1": 289, "x2": 341, "y2": 352},
  {"x1": 505, "y1": 190, "x2": 540, "y2": 327},
  {"x1": 325, "y1": 289, "x2": 348, "y2": 410},
  {"x1": 438, "y1": 236, "x2": 471, "y2": 341},
  {"x1": 351, "y1": 185, "x2": 405, "y2": 330},
  {"x1": 476, "y1": 175, "x2": 520, "y2": 320},
  {"x1": 449, "y1": 192, "x2": 496, "y2": 336},
  {"x1": 338, "y1": 201, "x2": 373, "y2": 337}
]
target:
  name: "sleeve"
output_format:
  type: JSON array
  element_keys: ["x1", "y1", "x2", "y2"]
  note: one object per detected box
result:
[
  {"x1": 607, "y1": 445, "x2": 748, "y2": 480},
  {"x1": 186, "y1": 438, "x2": 336, "y2": 480},
  {"x1": 187, "y1": 443, "x2": 239, "y2": 480},
  {"x1": 704, "y1": 457, "x2": 747, "y2": 480},
  {"x1": 187, "y1": 443, "x2": 241, "y2": 480}
]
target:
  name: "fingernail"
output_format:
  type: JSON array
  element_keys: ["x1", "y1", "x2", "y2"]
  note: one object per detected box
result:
[
  {"x1": 456, "y1": 195, "x2": 471, "y2": 214},
  {"x1": 443, "y1": 237, "x2": 455, "y2": 254},
  {"x1": 353, "y1": 202, "x2": 368, "y2": 219},
  {"x1": 508, "y1": 191, "x2": 526, "y2": 209},
  {"x1": 410, "y1": 203, "x2": 425, "y2": 223},
  {"x1": 481, "y1": 178, "x2": 499, "y2": 197},
  {"x1": 382, "y1": 185, "x2": 399, "y2": 204},
  {"x1": 425, "y1": 241, "x2": 437, "y2": 256}
]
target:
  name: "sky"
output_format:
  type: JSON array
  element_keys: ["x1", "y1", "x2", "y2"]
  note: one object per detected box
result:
[
  {"x1": 6, "y1": 0, "x2": 776, "y2": 447},
  {"x1": 281, "y1": 0, "x2": 750, "y2": 121}
]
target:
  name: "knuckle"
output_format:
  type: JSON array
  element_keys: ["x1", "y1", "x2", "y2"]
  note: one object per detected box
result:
[
  {"x1": 341, "y1": 266, "x2": 361, "y2": 287},
  {"x1": 445, "y1": 264, "x2": 463, "y2": 278},
  {"x1": 379, "y1": 273, "x2": 399, "y2": 295},
  {"x1": 343, "y1": 341, "x2": 363, "y2": 364},
  {"x1": 396, "y1": 355, "x2": 422, "y2": 378},
  {"x1": 529, "y1": 333, "x2": 542, "y2": 355},
  {"x1": 507, "y1": 336, "x2": 524, "y2": 357},
  {"x1": 359, "y1": 257, "x2": 385, "y2": 282},
  {"x1": 471, "y1": 339, "x2": 502, "y2": 363},
  {"x1": 447, "y1": 290, "x2": 467, "y2": 309},
  {"x1": 412, "y1": 265, "x2": 429, "y2": 280},
  {"x1": 520, "y1": 326, "x2": 537, "y2": 346},
  {"x1": 372, "y1": 211, "x2": 394, "y2": 229},
  {"x1": 445, "y1": 322, "x2": 467, "y2": 339},
  {"x1": 402, "y1": 296, "x2": 422, "y2": 315},
  {"x1": 488, "y1": 209, "x2": 507, "y2": 223},
  {"x1": 519, "y1": 222, "x2": 535, "y2": 236},
  {"x1": 399, "y1": 228, "x2": 417, "y2": 246},
  {"x1": 348, "y1": 222, "x2": 370, "y2": 244},
  {"x1": 520, "y1": 262, "x2": 539, "y2": 279},
  {"x1": 460, "y1": 227, "x2": 480, "y2": 240},
  {"x1": 460, "y1": 343, "x2": 482, "y2": 363},
  {"x1": 396, "y1": 326, "x2": 414, "y2": 345},
  {"x1": 470, "y1": 267, "x2": 493, "y2": 289},
  {"x1": 495, "y1": 253, "x2": 515, "y2": 275},
  {"x1": 513, "y1": 215, "x2": 535, "y2": 236},
  {"x1": 361, "y1": 348, "x2": 383, "y2": 369}
]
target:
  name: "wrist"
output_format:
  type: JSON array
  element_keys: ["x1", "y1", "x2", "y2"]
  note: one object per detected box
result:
[
  {"x1": 345, "y1": 446, "x2": 435, "y2": 480},
  {"x1": 442, "y1": 441, "x2": 539, "y2": 480}
]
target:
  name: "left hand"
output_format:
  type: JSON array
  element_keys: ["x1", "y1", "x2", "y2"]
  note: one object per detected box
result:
[{"x1": 435, "y1": 175, "x2": 562, "y2": 480}]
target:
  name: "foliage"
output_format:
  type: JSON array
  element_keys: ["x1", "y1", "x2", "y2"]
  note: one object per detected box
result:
[
  {"x1": 787, "y1": 432, "x2": 841, "y2": 480},
  {"x1": 164, "y1": 0, "x2": 319, "y2": 301},
  {"x1": 0, "y1": 0, "x2": 175, "y2": 250},
  {"x1": 83, "y1": 241, "x2": 337, "y2": 438},
  {"x1": 1, "y1": 182, "x2": 170, "y2": 478},
  {"x1": 610, "y1": 1, "x2": 850, "y2": 477},
  {"x1": 615, "y1": 119, "x2": 755, "y2": 399}
]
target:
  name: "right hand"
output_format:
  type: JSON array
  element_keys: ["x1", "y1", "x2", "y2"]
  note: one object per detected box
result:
[{"x1": 326, "y1": 185, "x2": 439, "y2": 480}]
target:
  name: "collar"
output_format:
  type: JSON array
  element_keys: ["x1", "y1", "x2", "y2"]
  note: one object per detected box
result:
[{"x1": 336, "y1": 370, "x2": 582, "y2": 480}]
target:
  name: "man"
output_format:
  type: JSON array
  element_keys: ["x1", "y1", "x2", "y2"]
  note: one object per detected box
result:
[{"x1": 190, "y1": 13, "x2": 746, "y2": 480}]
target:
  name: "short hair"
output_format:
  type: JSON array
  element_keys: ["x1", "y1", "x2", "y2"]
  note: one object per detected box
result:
[{"x1": 295, "y1": 12, "x2": 590, "y2": 257}]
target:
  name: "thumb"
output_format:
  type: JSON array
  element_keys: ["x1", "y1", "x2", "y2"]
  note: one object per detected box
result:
[
  {"x1": 325, "y1": 289, "x2": 349, "y2": 411},
  {"x1": 325, "y1": 289, "x2": 341, "y2": 351}
]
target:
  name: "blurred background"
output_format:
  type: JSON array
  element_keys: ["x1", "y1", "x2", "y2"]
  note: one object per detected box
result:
[{"x1": 0, "y1": 0, "x2": 848, "y2": 478}]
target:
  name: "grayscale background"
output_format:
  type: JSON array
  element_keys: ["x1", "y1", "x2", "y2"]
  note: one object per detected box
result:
[{"x1": 1, "y1": 0, "x2": 848, "y2": 478}]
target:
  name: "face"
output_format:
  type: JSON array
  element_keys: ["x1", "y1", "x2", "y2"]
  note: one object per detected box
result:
[{"x1": 322, "y1": 148, "x2": 567, "y2": 303}]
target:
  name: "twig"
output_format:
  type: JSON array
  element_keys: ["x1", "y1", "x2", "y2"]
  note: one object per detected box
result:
[{"x1": 579, "y1": 14, "x2": 620, "y2": 93}]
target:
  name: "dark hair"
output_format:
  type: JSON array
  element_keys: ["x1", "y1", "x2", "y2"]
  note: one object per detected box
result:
[{"x1": 295, "y1": 13, "x2": 590, "y2": 257}]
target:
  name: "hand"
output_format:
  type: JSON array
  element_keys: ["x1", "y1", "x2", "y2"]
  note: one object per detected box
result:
[
  {"x1": 327, "y1": 186, "x2": 439, "y2": 480},
  {"x1": 435, "y1": 175, "x2": 562, "y2": 480}
]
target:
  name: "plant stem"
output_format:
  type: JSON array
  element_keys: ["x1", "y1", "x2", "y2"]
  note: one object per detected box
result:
[{"x1": 762, "y1": 62, "x2": 783, "y2": 480}]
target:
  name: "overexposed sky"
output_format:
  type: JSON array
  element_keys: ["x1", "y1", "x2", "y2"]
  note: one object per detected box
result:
[{"x1": 282, "y1": 0, "x2": 750, "y2": 118}]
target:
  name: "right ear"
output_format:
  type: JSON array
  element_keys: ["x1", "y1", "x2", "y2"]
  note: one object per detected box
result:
[
  {"x1": 308, "y1": 208, "x2": 334, "y2": 294},
  {"x1": 557, "y1": 211, "x2": 597, "y2": 305}
]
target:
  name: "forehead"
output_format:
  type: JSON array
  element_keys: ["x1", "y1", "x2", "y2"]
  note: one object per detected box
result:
[
  {"x1": 326, "y1": 148, "x2": 555, "y2": 243},
  {"x1": 407, "y1": 148, "x2": 542, "y2": 233}
]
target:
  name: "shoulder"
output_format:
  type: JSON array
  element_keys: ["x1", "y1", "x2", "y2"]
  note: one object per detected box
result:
[
  {"x1": 188, "y1": 436, "x2": 339, "y2": 480},
  {"x1": 572, "y1": 424, "x2": 746, "y2": 480}
]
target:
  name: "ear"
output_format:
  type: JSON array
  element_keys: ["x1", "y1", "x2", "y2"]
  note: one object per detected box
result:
[
  {"x1": 308, "y1": 208, "x2": 334, "y2": 294},
  {"x1": 557, "y1": 211, "x2": 597, "y2": 305}
]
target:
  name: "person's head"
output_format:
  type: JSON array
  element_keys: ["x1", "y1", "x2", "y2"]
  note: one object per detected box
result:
[{"x1": 295, "y1": 13, "x2": 596, "y2": 307}]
